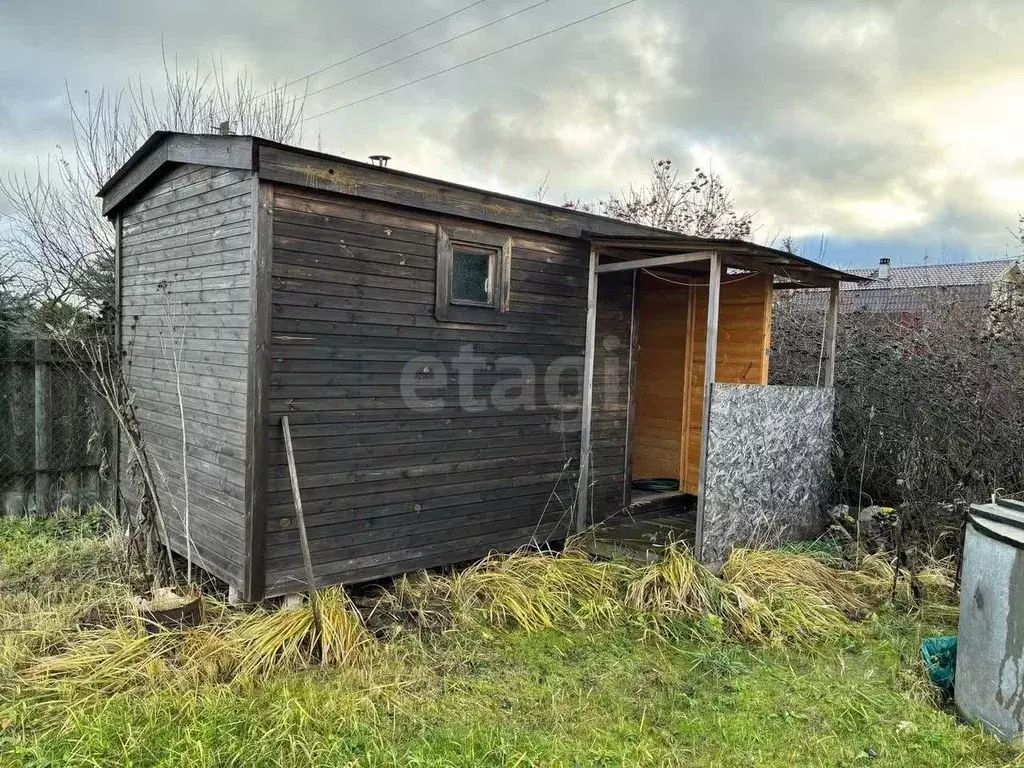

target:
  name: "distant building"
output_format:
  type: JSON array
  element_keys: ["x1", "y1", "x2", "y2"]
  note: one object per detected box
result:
[
  {"x1": 839, "y1": 258, "x2": 1024, "y2": 314},
  {"x1": 782, "y1": 257, "x2": 1024, "y2": 316}
]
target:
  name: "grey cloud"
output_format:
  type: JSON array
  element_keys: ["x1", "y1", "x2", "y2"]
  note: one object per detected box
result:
[{"x1": 1, "y1": 0, "x2": 1023, "y2": 264}]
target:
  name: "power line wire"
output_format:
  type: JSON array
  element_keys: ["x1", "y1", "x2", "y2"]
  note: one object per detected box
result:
[
  {"x1": 221, "y1": 0, "x2": 495, "y2": 121},
  {"x1": 254, "y1": 0, "x2": 558, "y2": 122},
  {"x1": 303, "y1": 0, "x2": 639, "y2": 123}
]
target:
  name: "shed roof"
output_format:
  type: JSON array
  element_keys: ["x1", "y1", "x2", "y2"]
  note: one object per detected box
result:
[{"x1": 98, "y1": 131, "x2": 864, "y2": 286}]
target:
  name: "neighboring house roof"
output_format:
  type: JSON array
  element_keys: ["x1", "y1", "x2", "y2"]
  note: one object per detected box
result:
[
  {"x1": 784, "y1": 258, "x2": 1022, "y2": 313},
  {"x1": 844, "y1": 259, "x2": 1019, "y2": 290}
]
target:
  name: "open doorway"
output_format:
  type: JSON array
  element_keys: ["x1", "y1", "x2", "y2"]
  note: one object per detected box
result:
[
  {"x1": 629, "y1": 268, "x2": 774, "y2": 501},
  {"x1": 631, "y1": 272, "x2": 693, "y2": 499}
]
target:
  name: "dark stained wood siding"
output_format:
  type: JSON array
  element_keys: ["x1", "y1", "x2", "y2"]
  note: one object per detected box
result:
[
  {"x1": 263, "y1": 186, "x2": 588, "y2": 595},
  {"x1": 119, "y1": 163, "x2": 253, "y2": 589}
]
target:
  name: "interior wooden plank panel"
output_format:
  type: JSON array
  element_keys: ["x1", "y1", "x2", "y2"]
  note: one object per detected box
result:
[{"x1": 630, "y1": 273, "x2": 689, "y2": 482}]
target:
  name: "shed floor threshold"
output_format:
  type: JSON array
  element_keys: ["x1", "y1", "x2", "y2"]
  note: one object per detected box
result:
[{"x1": 580, "y1": 491, "x2": 697, "y2": 564}]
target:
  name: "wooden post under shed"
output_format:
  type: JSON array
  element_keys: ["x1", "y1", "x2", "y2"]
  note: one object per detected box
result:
[
  {"x1": 823, "y1": 281, "x2": 840, "y2": 388},
  {"x1": 575, "y1": 245, "x2": 599, "y2": 534},
  {"x1": 693, "y1": 252, "x2": 722, "y2": 561}
]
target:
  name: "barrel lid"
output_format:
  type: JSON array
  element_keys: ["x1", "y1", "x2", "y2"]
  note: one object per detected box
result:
[{"x1": 970, "y1": 498, "x2": 1024, "y2": 548}]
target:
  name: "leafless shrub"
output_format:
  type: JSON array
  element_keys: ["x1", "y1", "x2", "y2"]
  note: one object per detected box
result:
[
  {"x1": 565, "y1": 160, "x2": 754, "y2": 239},
  {"x1": 44, "y1": 315, "x2": 176, "y2": 586},
  {"x1": 771, "y1": 288, "x2": 1024, "y2": 552},
  {"x1": 1, "y1": 49, "x2": 306, "y2": 319}
]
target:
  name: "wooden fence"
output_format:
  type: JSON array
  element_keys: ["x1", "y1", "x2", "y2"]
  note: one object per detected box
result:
[{"x1": 0, "y1": 337, "x2": 113, "y2": 514}]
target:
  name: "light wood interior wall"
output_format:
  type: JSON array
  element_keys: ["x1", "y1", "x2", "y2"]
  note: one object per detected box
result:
[
  {"x1": 630, "y1": 270, "x2": 773, "y2": 493},
  {"x1": 631, "y1": 274, "x2": 689, "y2": 480},
  {"x1": 681, "y1": 272, "x2": 773, "y2": 492}
]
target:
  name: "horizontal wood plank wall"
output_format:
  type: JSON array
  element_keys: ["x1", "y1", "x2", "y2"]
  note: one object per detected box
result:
[
  {"x1": 682, "y1": 272, "x2": 772, "y2": 493},
  {"x1": 120, "y1": 163, "x2": 253, "y2": 589},
  {"x1": 631, "y1": 273, "x2": 689, "y2": 482},
  {"x1": 590, "y1": 273, "x2": 632, "y2": 523},
  {"x1": 263, "y1": 186, "x2": 587, "y2": 595}
]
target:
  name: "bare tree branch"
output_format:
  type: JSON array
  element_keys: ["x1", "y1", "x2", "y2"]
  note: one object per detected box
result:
[
  {"x1": 1, "y1": 50, "x2": 307, "y2": 323},
  {"x1": 591, "y1": 160, "x2": 754, "y2": 239}
]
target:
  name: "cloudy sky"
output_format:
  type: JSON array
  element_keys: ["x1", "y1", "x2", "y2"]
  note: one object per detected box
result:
[{"x1": 2, "y1": 0, "x2": 1023, "y2": 268}]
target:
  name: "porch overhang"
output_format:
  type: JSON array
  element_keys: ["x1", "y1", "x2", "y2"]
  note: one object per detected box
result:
[
  {"x1": 584, "y1": 233, "x2": 868, "y2": 288},
  {"x1": 574, "y1": 234, "x2": 868, "y2": 561}
]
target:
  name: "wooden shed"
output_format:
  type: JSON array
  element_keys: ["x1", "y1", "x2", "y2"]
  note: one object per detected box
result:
[{"x1": 99, "y1": 132, "x2": 864, "y2": 601}]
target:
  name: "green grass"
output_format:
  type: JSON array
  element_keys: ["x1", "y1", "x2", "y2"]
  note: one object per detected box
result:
[
  {"x1": 0, "y1": 506, "x2": 118, "y2": 594},
  {"x1": 1, "y1": 513, "x2": 1021, "y2": 767}
]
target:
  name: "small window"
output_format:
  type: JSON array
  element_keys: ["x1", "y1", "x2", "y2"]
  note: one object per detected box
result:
[
  {"x1": 435, "y1": 224, "x2": 511, "y2": 324},
  {"x1": 451, "y1": 247, "x2": 494, "y2": 305}
]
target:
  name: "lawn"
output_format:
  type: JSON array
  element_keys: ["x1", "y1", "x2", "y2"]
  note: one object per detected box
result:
[{"x1": 0, "y1": 511, "x2": 1020, "y2": 768}]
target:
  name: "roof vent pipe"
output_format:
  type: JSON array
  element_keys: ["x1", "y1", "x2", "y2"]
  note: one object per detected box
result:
[
  {"x1": 877, "y1": 257, "x2": 892, "y2": 280},
  {"x1": 369, "y1": 154, "x2": 391, "y2": 167}
]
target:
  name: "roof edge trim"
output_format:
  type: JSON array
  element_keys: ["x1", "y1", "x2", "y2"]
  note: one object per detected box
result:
[{"x1": 99, "y1": 133, "x2": 254, "y2": 216}]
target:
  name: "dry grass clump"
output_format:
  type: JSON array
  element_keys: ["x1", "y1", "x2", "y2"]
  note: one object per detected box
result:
[
  {"x1": 23, "y1": 627, "x2": 181, "y2": 694},
  {"x1": 719, "y1": 550, "x2": 867, "y2": 647},
  {"x1": 625, "y1": 541, "x2": 722, "y2": 618},
  {"x1": 855, "y1": 553, "x2": 956, "y2": 601},
  {"x1": 852, "y1": 552, "x2": 959, "y2": 622},
  {"x1": 1, "y1": 590, "x2": 138, "y2": 679},
  {"x1": 722, "y1": 549, "x2": 868, "y2": 616},
  {"x1": 717, "y1": 580, "x2": 853, "y2": 647},
  {"x1": 453, "y1": 547, "x2": 632, "y2": 631},
  {"x1": 624, "y1": 544, "x2": 868, "y2": 648},
  {"x1": 370, "y1": 547, "x2": 634, "y2": 635},
  {"x1": 370, "y1": 544, "x2": 882, "y2": 648},
  {"x1": 230, "y1": 588, "x2": 371, "y2": 681},
  {"x1": 18, "y1": 588, "x2": 373, "y2": 696},
  {"x1": 368, "y1": 570, "x2": 463, "y2": 635}
]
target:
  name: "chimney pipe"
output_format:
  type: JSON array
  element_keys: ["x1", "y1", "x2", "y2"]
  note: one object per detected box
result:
[
  {"x1": 369, "y1": 154, "x2": 391, "y2": 167},
  {"x1": 877, "y1": 257, "x2": 891, "y2": 280}
]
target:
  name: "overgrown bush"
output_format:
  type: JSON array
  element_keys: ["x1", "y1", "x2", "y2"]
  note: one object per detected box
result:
[{"x1": 771, "y1": 288, "x2": 1024, "y2": 549}]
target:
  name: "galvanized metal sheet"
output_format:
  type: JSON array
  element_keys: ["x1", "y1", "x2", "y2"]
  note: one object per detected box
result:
[{"x1": 700, "y1": 384, "x2": 834, "y2": 564}]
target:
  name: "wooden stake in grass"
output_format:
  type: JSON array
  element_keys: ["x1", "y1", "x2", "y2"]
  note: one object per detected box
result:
[{"x1": 281, "y1": 416, "x2": 321, "y2": 637}]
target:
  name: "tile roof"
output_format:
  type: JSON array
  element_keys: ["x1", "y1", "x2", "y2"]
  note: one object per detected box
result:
[
  {"x1": 843, "y1": 259, "x2": 1017, "y2": 290},
  {"x1": 782, "y1": 259, "x2": 1022, "y2": 314}
]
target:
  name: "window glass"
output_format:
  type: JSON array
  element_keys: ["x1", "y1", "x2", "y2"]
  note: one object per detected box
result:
[{"x1": 452, "y1": 249, "x2": 491, "y2": 304}]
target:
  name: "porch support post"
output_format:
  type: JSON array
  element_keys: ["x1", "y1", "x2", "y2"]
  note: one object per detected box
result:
[
  {"x1": 694, "y1": 251, "x2": 722, "y2": 560},
  {"x1": 823, "y1": 281, "x2": 840, "y2": 388},
  {"x1": 575, "y1": 245, "x2": 599, "y2": 534},
  {"x1": 622, "y1": 270, "x2": 639, "y2": 509}
]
